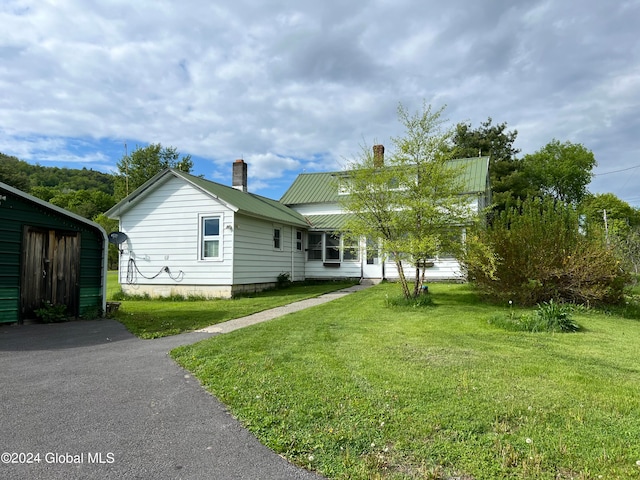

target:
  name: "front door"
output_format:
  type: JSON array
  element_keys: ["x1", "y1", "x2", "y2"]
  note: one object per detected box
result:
[
  {"x1": 20, "y1": 227, "x2": 80, "y2": 320},
  {"x1": 361, "y1": 237, "x2": 382, "y2": 279}
]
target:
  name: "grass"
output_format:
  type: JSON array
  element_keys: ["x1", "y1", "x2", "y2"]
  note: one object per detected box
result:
[
  {"x1": 106, "y1": 271, "x2": 357, "y2": 338},
  {"x1": 171, "y1": 282, "x2": 640, "y2": 479}
]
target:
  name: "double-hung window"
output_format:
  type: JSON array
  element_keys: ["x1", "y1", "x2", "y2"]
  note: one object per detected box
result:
[
  {"x1": 325, "y1": 234, "x2": 340, "y2": 262},
  {"x1": 308, "y1": 233, "x2": 323, "y2": 260},
  {"x1": 273, "y1": 226, "x2": 282, "y2": 250},
  {"x1": 200, "y1": 215, "x2": 221, "y2": 260}
]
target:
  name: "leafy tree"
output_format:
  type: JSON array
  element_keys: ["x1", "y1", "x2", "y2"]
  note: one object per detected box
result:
[
  {"x1": 581, "y1": 193, "x2": 640, "y2": 275},
  {"x1": 341, "y1": 102, "x2": 473, "y2": 299},
  {"x1": 581, "y1": 193, "x2": 640, "y2": 235},
  {"x1": 522, "y1": 139, "x2": 596, "y2": 205},
  {"x1": 451, "y1": 118, "x2": 523, "y2": 211},
  {"x1": 48, "y1": 190, "x2": 116, "y2": 220},
  {"x1": 29, "y1": 186, "x2": 60, "y2": 202},
  {"x1": 0, "y1": 153, "x2": 30, "y2": 191},
  {"x1": 114, "y1": 143, "x2": 193, "y2": 200}
]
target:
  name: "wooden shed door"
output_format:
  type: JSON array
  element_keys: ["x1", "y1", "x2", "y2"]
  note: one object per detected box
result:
[{"x1": 21, "y1": 227, "x2": 80, "y2": 319}]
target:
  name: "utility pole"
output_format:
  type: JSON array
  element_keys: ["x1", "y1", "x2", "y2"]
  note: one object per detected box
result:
[{"x1": 603, "y1": 209, "x2": 609, "y2": 247}]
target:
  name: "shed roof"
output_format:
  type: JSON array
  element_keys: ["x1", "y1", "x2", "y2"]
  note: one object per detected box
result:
[
  {"x1": 0, "y1": 181, "x2": 109, "y2": 238},
  {"x1": 280, "y1": 156, "x2": 490, "y2": 205},
  {"x1": 106, "y1": 169, "x2": 309, "y2": 227}
]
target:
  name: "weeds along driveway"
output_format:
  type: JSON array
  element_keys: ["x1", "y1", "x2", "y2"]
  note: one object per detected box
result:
[{"x1": 0, "y1": 319, "x2": 324, "y2": 480}]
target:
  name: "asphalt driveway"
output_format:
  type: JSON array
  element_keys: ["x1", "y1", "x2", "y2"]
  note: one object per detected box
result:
[{"x1": 0, "y1": 319, "x2": 325, "y2": 480}]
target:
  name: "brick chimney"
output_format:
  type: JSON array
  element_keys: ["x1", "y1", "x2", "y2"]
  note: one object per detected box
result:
[
  {"x1": 232, "y1": 159, "x2": 247, "y2": 192},
  {"x1": 373, "y1": 144, "x2": 384, "y2": 168}
]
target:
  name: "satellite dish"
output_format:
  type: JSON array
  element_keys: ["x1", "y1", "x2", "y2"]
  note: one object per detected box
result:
[{"x1": 108, "y1": 231, "x2": 129, "y2": 246}]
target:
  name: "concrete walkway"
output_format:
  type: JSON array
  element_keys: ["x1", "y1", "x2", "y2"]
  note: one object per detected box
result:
[
  {"x1": 0, "y1": 281, "x2": 374, "y2": 480},
  {"x1": 197, "y1": 282, "x2": 373, "y2": 334}
]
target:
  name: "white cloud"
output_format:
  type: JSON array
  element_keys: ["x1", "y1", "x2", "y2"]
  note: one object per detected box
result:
[{"x1": 0, "y1": 0, "x2": 639, "y2": 204}]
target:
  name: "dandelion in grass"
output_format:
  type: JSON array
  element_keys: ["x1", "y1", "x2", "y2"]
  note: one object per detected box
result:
[
  {"x1": 636, "y1": 459, "x2": 640, "y2": 466},
  {"x1": 526, "y1": 438, "x2": 532, "y2": 444},
  {"x1": 308, "y1": 455, "x2": 314, "y2": 462}
]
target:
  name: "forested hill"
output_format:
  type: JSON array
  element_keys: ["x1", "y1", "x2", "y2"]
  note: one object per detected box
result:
[
  {"x1": 0, "y1": 151, "x2": 117, "y2": 224},
  {"x1": 0, "y1": 152, "x2": 114, "y2": 196}
]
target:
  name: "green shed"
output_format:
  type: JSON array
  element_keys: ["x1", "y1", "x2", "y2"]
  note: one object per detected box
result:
[{"x1": 0, "y1": 182, "x2": 108, "y2": 324}]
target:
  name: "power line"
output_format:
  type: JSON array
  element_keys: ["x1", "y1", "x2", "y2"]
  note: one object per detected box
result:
[{"x1": 594, "y1": 163, "x2": 640, "y2": 176}]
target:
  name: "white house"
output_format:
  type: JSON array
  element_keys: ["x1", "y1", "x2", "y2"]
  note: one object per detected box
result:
[
  {"x1": 281, "y1": 147, "x2": 491, "y2": 283},
  {"x1": 106, "y1": 161, "x2": 309, "y2": 298},
  {"x1": 106, "y1": 149, "x2": 490, "y2": 298}
]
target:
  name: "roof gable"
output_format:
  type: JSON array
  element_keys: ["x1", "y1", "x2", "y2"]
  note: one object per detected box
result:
[
  {"x1": 0, "y1": 181, "x2": 108, "y2": 239},
  {"x1": 280, "y1": 157, "x2": 490, "y2": 206},
  {"x1": 106, "y1": 169, "x2": 308, "y2": 227}
]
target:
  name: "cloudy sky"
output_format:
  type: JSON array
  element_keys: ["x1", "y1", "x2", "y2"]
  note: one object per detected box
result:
[{"x1": 2, "y1": 0, "x2": 640, "y2": 205}]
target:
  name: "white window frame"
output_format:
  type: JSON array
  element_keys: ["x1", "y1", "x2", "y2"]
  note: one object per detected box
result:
[
  {"x1": 198, "y1": 214, "x2": 223, "y2": 261},
  {"x1": 296, "y1": 230, "x2": 303, "y2": 251},
  {"x1": 324, "y1": 233, "x2": 341, "y2": 263},
  {"x1": 307, "y1": 232, "x2": 323, "y2": 261},
  {"x1": 273, "y1": 225, "x2": 283, "y2": 251}
]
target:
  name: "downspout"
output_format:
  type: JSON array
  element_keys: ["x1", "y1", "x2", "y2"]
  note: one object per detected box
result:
[
  {"x1": 291, "y1": 227, "x2": 295, "y2": 280},
  {"x1": 359, "y1": 236, "x2": 364, "y2": 280},
  {"x1": 97, "y1": 226, "x2": 109, "y2": 316}
]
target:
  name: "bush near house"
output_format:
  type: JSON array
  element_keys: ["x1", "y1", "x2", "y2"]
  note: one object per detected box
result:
[{"x1": 462, "y1": 197, "x2": 629, "y2": 306}]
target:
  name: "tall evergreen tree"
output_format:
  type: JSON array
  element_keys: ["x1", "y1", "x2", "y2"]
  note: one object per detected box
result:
[{"x1": 452, "y1": 118, "x2": 524, "y2": 211}]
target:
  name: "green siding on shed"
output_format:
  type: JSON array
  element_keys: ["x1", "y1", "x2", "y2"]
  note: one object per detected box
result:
[{"x1": 0, "y1": 183, "x2": 106, "y2": 323}]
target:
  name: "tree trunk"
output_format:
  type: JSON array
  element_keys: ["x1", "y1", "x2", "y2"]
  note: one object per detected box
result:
[
  {"x1": 412, "y1": 265, "x2": 421, "y2": 297},
  {"x1": 393, "y1": 255, "x2": 412, "y2": 299}
]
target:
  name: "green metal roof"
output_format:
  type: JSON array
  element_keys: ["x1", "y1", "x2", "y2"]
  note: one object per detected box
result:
[
  {"x1": 107, "y1": 169, "x2": 309, "y2": 227},
  {"x1": 305, "y1": 213, "x2": 356, "y2": 230},
  {"x1": 280, "y1": 157, "x2": 490, "y2": 205},
  {"x1": 449, "y1": 156, "x2": 490, "y2": 194},
  {"x1": 279, "y1": 172, "x2": 340, "y2": 205}
]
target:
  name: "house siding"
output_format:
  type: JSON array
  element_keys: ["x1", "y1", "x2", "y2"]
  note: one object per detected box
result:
[
  {"x1": 232, "y1": 216, "x2": 305, "y2": 284},
  {"x1": 117, "y1": 176, "x2": 235, "y2": 297},
  {"x1": 383, "y1": 257, "x2": 464, "y2": 282}
]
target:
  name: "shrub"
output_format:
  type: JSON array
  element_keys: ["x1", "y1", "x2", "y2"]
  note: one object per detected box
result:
[
  {"x1": 489, "y1": 300, "x2": 579, "y2": 333},
  {"x1": 536, "y1": 299, "x2": 580, "y2": 332},
  {"x1": 462, "y1": 197, "x2": 629, "y2": 306},
  {"x1": 276, "y1": 272, "x2": 292, "y2": 289},
  {"x1": 35, "y1": 302, "x2": 68, "y2": 323},
  {"x1": 385, "y1": 292, "x2": 435, "y2": 308}
]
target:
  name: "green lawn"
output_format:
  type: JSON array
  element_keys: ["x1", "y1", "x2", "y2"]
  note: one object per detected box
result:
[
  {"x1": 106, "y1": 271, "x2": 357, "y2": 338},
  {"x1": 171, "y1": 282, "x2": 640, "y2": 479}
]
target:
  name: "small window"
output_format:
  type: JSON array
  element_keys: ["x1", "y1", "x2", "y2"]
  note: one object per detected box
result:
[
  {"x1": 296, "y1": 230, "x2": 303, "y2": 251},
  {"x1": 201, "y1": 216, "x2": 221, "y2": 260},
  {"x1": 273, "y1": 227, "x2": 282, "y2": 250},
  {"x1": 308, "y1": 232, "x2": 322, "y2": 261}
]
